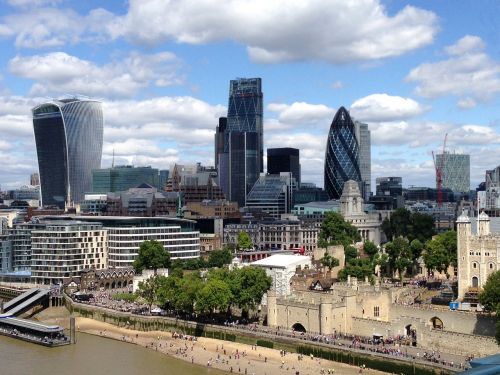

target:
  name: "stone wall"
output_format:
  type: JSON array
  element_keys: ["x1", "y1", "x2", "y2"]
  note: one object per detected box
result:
[{"x1": 389, "y1": 304, "x2": 496, "y2": 336}]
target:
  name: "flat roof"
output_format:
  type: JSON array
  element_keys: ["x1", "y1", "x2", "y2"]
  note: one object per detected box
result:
[
  {"x1": 0, "y1": 317, "x2": 63, "y2": 333},
  {"x1": 251, "y1": 254, "x2": 311, "y2": 268},
  {"x1": 40, "y1": 215, "x2": 196, "y2": 225}
]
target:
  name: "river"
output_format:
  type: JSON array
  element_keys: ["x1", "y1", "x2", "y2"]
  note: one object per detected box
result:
[{"x1": 0, "y1": 332, "x2": 227, "y2": 375}]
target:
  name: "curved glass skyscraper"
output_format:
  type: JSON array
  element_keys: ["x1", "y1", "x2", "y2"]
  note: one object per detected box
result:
[
  {"x1": 324, "y1": 107, "x2": 361, "y2": 199},
  {"x1": 32, "y1": 99, "x2": 103, "y2": 208}
]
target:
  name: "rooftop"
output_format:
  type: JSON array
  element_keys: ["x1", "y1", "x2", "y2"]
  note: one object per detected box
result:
[{"x1": 251, "y1": 254, "x2": 311, "y2": 268}]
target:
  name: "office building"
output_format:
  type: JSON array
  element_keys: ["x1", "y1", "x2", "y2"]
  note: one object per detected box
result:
[
  {"x1": 436, "y1": 152, "x2": 470, "y2": 194},
  {"x1": 355, "y1": 122, "x2": 371, "y2": 200},
  {"x1": 92, "y1": 166, "x2": 159, "y2": 193},
  {"x1": 217, "y1": 78, "x2": 263, "y2": 206},
  {"x1": 293, "y1": 183, "x2": 329, "y2": 205},
  {"x1": 32, "y1": 98, "x2": 103, "y2": 208},
  {"x1": 30, "y1": 173, "x2": 40, "y2": 186},
  {"x1": 159, "y1": 170, "x2": 169, "y2": 191},
  {"x1": 371, "y1": 177, "x2": 404, "y2": 209},
  {"x1": 267, "y1": 148, "x2": 301, "y2": 187},
  {"x1": 484, "y1": 165, "x2": 500, "y2": 210},
  {"x1": 245, "y1": 172, "x2": 295, "y2": 219},
  {"x1": 324, "y1": 107, "x2": 362, "y2": 199},
  {"x1": 167, "y1": 163, "x2": 224, "y2": 203}
]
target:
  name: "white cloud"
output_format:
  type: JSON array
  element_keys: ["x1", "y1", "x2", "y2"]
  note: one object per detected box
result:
[
  {"x1": 9, "y1": 51, "x2": 183, "y2": 98},
  {"x1": 0, "y1": 7, "x2": 116, "y2": 48},
  {"x1": 6, "y1": 0, "x2": 62, "y2": 7},
  {"x1": 407, "y1": 35, "x2": 500, "y2": 104},
  {"x1": 267, "y1": 102, "x2": 335, "y2": 127},
  {"x1": 350, "y1": 93, "x2": 427, "y2": 122},
  {"x1": 114, "y1": 0, "x2": 437, "y2": 64},
  {"x1": 457, "y1": 97, "x2": 477, "y2": 109}
]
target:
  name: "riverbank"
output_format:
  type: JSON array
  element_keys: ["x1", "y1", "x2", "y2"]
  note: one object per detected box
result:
[
  {"x1": 75, "y1": 317, "x2": 388, "y2": 375},
  {"x1": 37, "y1": 308, "x2": 387, "y2": 375}
]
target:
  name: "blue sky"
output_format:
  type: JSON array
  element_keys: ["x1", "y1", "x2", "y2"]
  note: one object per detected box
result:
[{"x1": 0, "y1": 0, "x2": 499, "y2": 191}]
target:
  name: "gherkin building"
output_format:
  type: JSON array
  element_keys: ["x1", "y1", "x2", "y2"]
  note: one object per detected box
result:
[{"x1": 324, "y1": 106, "x2": 362, "y2": 199}]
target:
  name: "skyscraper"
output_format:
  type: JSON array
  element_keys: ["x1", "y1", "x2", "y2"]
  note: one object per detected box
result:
[
  {"x1": 436, "y1": 152, "x2": 470, "y2": 194},
  {"x1": 355, "y1": 121, "x2": 371, "y2": 200},
  {"x1": 216, "y1": 78, "x2": 263, "y2": 206},
  {"x1": 324, "y1": 107, "x2": 362, "y2": 200},
  {"x1": 32, "y1": 98, "x2": 103, "y2": 208},
  {"x1": 267, "y1": 147, "x2": 301, "y2": 187}
]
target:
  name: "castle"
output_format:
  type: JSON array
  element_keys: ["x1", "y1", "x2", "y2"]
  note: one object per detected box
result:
[{"x1": 457, "y1": 211, "x2": 500, "y2": 300}]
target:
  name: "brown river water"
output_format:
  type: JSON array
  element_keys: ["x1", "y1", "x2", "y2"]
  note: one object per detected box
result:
[{"x1": 0, "y1": 331, "x2": 227, "y2": 375}]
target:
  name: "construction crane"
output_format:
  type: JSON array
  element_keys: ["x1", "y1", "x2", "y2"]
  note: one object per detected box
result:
[{"x1": 432, "y1": 133, "x2": 448, "y2": 207}]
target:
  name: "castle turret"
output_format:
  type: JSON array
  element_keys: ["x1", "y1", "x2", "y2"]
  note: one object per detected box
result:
[
  {"x1": 457, "y1": 212, "x2": 471, "y2": 300},
  {"x1": 477, "y1": 211, "x2": 490, "y2": 236}
]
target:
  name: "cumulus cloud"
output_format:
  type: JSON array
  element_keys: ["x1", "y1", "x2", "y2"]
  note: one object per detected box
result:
[
  {"x1": 112, "y1": 0, "x2": 437, "y2": 64},
  {"x1": 267, "y1": 102, "x2": 335, "y2": 128},
  {"x1": 0, "y1": 7, "x2": 116, "y2": 48},
  {"x1": 350, "y1": 93, "x2": 427, "y2": 122},
  {"x1": 407, "y1": 35, "x2": 500, "y2": 105},
  {"x1": 9, "y1": 51, "x2": 183, "y2": 97}
]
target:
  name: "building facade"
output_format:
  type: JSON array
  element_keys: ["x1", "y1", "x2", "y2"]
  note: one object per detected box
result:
[
  {"x1": 436, "y1": 152, "x2": 470, "y2": 194},
  {"x1": 340, "y1": 180, "x2": 383, "y2": 245},
  {"x1": 30, "y1": 221, "x2": 108, "y2": 285},
  {"x1": 457, "y1": 212, "x2": 499, "y2": 300},
  {"x1": 355, "y1": 121, "x2": 371, "y2": 200},
  {"x1": 245, "y1": 172, "x2": 295, "y2": 219},
  {"x1": 267, "y1": 148, "x2": 300, "y2": 187},
  {"x1": 92, "y1": 166, "x2": 160, "y2": 193},
  {"x1": 44, "y1": 216, "x2": 200, "y2": 268},
  {"x1": 324, "y1": 107, "x2": 362, "y2": 200},
  {"x1": 217, "y1": 78, "x2": 263, "y2": 207},
  {"x1": 32, "y1": 99, "x2": 104, "y2": 208}
]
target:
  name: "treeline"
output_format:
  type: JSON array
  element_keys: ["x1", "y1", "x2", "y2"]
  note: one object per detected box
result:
[{"x1": 137, "y1": 266, "x2": 272, "y2": 317}]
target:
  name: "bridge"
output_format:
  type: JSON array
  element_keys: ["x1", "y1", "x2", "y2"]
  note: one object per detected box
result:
[{"x1": 1, "y1": 288, "x2": 51, "y2": 317}]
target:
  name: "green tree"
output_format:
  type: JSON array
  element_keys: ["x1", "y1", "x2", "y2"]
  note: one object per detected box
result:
[
  {"x1": 344, "y1": 245, "x2": 358, "y2": 263},
  {"x1": 363, "y1": 241, "x2": 379, "y2": 260},
  {"x1": 318, "y1": 212, "x2": 361, "y2": 252},
  {"x1": 231, "y1": 267, "x2": 272, "y2": 317},
  {"x1": 478, "y1": 271, "x2": 500, "y2": 345},
  {"x1": 136, "y1": 275, "x2": 166, "y2": 313},
  {"x1": 409, "y1": 212, "x2": 436, "y2": 243},
  {"x1": 237, "y1": 231, "x2": 253, "y2": 250},
  {"x1": 382, "y1": 208, "x2": 435, "y2": 243},
  {"x1": 207, "y1": 247, "x2": 233, "y2": 268},
  {"x1": 196, "y1": 278, "x2": 233, "y2": 315},
  {"x1": 176, "y1": 273, "x2": 203, "y2": 312},
  {"x1": 320, "y1": 252, "x2": 340, "y2": 270},
  {"x1": 133, "y1": 240, "x2": 171, "y2": 275},
  {"x1": 423, "y1": 231, "x2": 457, "y2": 277},
  {"x1": 337, "y1": 258, "x2": 374, "y2": 282},
  {"x1": 385, "y1": 237, "x2": 412, "y2": 281}
]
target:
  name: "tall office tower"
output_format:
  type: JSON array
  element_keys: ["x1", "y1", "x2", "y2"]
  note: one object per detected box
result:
[
  {"x1": 436, "y1": 152, "x2": 470, "y2": 194},
  {"x1": 484, "y1": 165, "x2": 500, "y2": 209},
  {"x1": 92, "y1": 166, "x2": 160, "y2": 193},
  {"x1": 324, "y1": 107, "x2": 362, "y2": 200},
  {"x1": 30, "y1": 173, "x2": 40, "y2": 186},
  {"x1": 355, "y1": 121, "x2": 371, "y2": 200},
  {"x1": 32, "y1": 98, "x2": 103, "y2": 208},
  {"x1": 267, "y1": 147, "x2": 301, "y2": 187},
  {"x1": 217, "y1": 78, "x2": 263, "y2": 206}
]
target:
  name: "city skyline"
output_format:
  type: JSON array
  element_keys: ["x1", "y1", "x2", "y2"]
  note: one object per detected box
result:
[{"x1": 0, "y1": 0, "x2": 498, "y2": 191}]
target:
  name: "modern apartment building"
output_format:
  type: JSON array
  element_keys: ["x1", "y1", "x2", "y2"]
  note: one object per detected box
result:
[
  {"x1": 32, "y1": 98, "x2": 103, "y2": 207},
  {"x1": 30, "y1": 221, "x2": 107, "y2": 285}
]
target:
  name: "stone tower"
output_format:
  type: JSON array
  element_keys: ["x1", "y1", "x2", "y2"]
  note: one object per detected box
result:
[
  {"x1": 477, "y1": 211, "x2": 490, "y2": 236},
  {"x1": 456, "y1": 212, "x2": 471, "y2": 300},
  {"x1": 340, "y1": 180, "x2": 363, "y2": 216}
]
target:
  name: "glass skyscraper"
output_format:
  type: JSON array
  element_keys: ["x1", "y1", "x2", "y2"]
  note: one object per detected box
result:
[
  {"x1": 324, "y1": 107, "x2": 362, "y2": 200},
  {"x1": 92, "y1": 166, "x2": 160, "y2": 193},
  {"x1": 216, "y1": 78, "x2": 263, "y2": 206},
  {"x1": 436, "y1": 152, "x2": 470, "y2": 194},
  {"x1": 267, "y1": 147, "x2": 301, "y2": 187},
  {"x1": 32, "y1": 98, "x2": 103, "y2": 208}
]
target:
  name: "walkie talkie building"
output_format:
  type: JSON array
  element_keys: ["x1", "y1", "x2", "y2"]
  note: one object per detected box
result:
[
  {"x1": 32, "y1": 98, "x2": 103, "y2": 208},
  {"x1": 324, "y1": 107, "x2": 362, "y2": 200}
]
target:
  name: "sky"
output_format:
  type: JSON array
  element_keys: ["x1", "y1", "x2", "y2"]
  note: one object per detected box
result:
[{"x1": 0, "y1": 0, "x2": 499, "y2": 192}]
